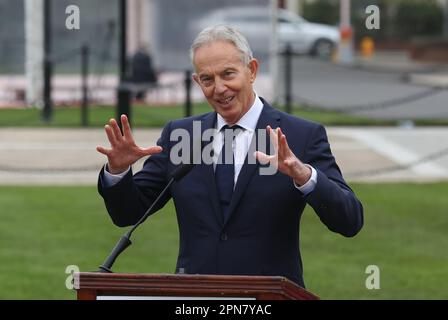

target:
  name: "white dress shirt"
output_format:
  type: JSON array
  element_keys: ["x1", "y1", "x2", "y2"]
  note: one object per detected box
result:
[{"x1": 103, "y1": 94, "x2": 317, "y2": 195}]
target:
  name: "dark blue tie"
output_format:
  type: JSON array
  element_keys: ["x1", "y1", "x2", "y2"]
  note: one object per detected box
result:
[{"x1": 215, "y1": 125, "x2": 243, "y2": 222}]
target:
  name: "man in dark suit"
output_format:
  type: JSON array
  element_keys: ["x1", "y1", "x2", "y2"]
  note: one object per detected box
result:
[{"x1": 97, "y1": 25, "x2": 363, "y2": 288}]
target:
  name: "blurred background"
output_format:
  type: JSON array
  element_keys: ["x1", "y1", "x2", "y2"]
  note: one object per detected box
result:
[{"x1": 0, "y1": 0, "x2": 447, "y2": 299}]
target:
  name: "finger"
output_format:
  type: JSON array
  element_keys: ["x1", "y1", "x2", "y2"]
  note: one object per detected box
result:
[
  {"x1": 267, "y1": 125, "x2": 278, "y2": 140},
  {"x1": 121, "y1": 114, "x2": 135, "y2": 143},
  {"x1": 104, "y1": 125, "x2": 118, "y2": 147},
  {"x1": 267, "y1": 126, "x2": 278, "y2": 150},
  {"x1": 277, "y1": 128, "x2": 290, "y2": 158},
  {"x1": 278, "y1": 127, "x2": 284, "y2": 138},
  {"x1": 277, "y1": 128, "x2": 282, "y2": 153},
  {"x1": 282, "y1": 137, "x2": 289, "y2": 159},
  {"x1": 280, "y1": 132, "x2": 290, "y2": 149},
  {"x1": 271, "y1": 128, "x2": 282, "y2": 156},
  {"x1": 96, "y1": 145, "x2": 112, "y2": 156},
  {"x1": 254, "y1": 151, "x2": 277, "y2": 165},
  {"x1": 139, "y1": 146, "x2": 163, "y2": 156},
  {"x1": 279, "y1": 134, "x2": 290, "y2": 159},
  {"x1": 109, "y1": 118, "x2": 124, "y2": 142},
  {"x1": 254, "y1": 151, "x2": 270, "y2": 165},
  {"x1": 268, "y1": 125, "x2": 277, "y2": 137}
]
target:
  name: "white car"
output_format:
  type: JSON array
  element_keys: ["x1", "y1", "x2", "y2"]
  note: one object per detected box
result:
[{"x1": 191, "y1": 6, "x2": 340, "y2": 59}]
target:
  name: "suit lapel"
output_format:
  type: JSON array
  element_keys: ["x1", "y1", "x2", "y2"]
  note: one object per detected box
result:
[{"x1": 224, "y1": 102, "x2": 281, "y2": 225}]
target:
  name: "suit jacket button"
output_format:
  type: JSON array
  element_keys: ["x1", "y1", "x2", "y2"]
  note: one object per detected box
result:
[{"x1": 220, "y1": 233, "x2": 228, "y2": 241}]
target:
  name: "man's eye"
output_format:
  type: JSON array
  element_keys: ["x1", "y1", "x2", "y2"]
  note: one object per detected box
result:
[{"x1": 200, "y1": 78, "x2": 213, "y2": 85}]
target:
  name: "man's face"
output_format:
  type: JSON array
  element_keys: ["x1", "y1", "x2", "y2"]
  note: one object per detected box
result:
[{"x1": 193, "y1": 41, "x2": 259, "y2": 124}]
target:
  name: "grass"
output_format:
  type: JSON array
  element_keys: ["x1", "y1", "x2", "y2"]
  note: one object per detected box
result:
[
  {"x1": 301, "y1": 182, "x2": 448, "y2": 299},
  {"x1": 1, "y1": 103, "x2": 445, "y2": 128},
  {"x1": 0, "y1": 183, "x2": 447, "y2": 299},
  {"x1": 0, "y1": 104, "x2": 211, "y2": 128}
]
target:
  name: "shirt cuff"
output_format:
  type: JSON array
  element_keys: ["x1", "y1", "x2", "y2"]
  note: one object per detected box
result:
[
  {"x1": 102, "y1": 164, "x2": 131, "y2": 187},
  {"x1": 293, "y1": 165, "x2": 317, "y2": 196}
]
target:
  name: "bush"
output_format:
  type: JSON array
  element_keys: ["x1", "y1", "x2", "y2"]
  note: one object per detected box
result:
[
  {"x1": 302, "y1": 0, "x2": 339, "y2": 25},
  {"x1": 303, "y1": 0, "x2": 444, "y2": 42},
  {"x1": 352, "y1": 0, "x2": 394, "y2": 41},
  {"x1": 394, "y1": 0, "x2": 443, "y2": 39}
]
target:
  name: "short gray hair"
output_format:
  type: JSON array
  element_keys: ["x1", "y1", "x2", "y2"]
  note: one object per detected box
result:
[{"x1": 190, "y1": 25, "x2": 254, "y2": 66}]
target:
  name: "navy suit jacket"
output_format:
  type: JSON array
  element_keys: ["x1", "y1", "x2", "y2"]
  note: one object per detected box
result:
[{"x1": 98, "y1": 99, "x2": 363, "y2": 288}]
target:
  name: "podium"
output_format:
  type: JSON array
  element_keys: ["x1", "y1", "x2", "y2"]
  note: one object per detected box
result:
[{"x1": 75, "y1": 272, "x2": 319, "y2": 300}]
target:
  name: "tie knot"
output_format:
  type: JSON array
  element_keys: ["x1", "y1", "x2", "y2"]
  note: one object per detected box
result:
[
  {"x1": 221, "y1": 124, "x2": 244, "y2": 134},
  {"x1": 222, "y1": 124, "x2": 242, "y2": 130},
  {"x1": 221, "y1": 124, "x2": 243, "y2": 143}
]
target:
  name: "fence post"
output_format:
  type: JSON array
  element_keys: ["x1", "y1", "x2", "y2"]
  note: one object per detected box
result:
[
  {"x1": 116, "y1": 0, "x2": 131, "y2": 130},
  {"x1": 117, "y1": 84, "x2": 132, "y2": 128},
  {"x1": 42, "y1": 0, "x2": 53, "y2": 123},
  {"x1": 81, "y1": 45, "x2": 89, "y2": 127},
  {"x1": 185, "y1": 70, "x2": 192, "y2": 117},
  {"x1": 284, "y1": 43, "x2": 292, "y2": 114}
]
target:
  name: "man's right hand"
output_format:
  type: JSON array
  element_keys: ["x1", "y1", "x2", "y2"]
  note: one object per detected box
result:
[{"x1": 96, "y1": 114, "x2": 163, "y2": 174}]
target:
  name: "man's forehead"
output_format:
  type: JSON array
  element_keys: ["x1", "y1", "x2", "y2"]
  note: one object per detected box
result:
[
  {"x1": 194, "y1": 41, "x2": 243, "y2": 67},
  {"x1": 194, "y1": 54, "x2": 244, "y2": 73},
  {"x1": 196, "y1": 61, "x2": 240, "y2": 75}
]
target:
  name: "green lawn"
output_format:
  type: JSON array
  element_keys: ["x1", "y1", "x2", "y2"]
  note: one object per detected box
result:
[
  {"x1": 0, "y1": 183, "x2": 447, "y2": 299},
  {"x1": 0, "y1": 103, "x2": 432, "y2": 128}
]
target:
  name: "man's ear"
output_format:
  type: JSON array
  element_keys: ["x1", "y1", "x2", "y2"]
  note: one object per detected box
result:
[
  {"x1": 192, "y1": 73, "x2": 200, "y2": 85},
  {"x1": 248, "y1": 59, "x2": 259, "y2": 83}
]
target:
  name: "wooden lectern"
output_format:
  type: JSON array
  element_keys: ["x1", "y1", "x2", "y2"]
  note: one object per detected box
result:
[{"x1": 75, "y1": 273, "x2": 319, "y2": 300}]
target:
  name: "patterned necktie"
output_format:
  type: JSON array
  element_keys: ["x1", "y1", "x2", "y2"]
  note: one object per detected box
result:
[{"x1": 215, "y1": 124, "x2": 243, "y2": 222}]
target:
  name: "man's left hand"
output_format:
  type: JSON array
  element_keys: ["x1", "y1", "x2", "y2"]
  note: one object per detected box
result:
[{"x1": 255, "y1": 126, "x2": 311, "y2": 186}]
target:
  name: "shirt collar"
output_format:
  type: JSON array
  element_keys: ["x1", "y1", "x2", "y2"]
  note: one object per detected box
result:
[{"x1": 216, "y1": 93, "x2": 264, "y2": 133}]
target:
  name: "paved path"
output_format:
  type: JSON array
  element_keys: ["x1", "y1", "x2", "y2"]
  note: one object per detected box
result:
[
  {"x1": 277, "y1": 53, "x2": 448, "y2": 120},
  {"x1": 328, "y1": 127, "x2": 448, "y2": 182},
  {"x1": 1, "y1": 127, "x2": 448, "y2": 185}
]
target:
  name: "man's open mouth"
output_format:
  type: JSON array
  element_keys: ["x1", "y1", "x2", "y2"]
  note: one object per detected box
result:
[{"x1": 217, "y1": 96, "x2": 235, "y2": 106}]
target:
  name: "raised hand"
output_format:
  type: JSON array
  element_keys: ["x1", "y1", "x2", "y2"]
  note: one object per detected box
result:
[
  {"x1": 96, "y1": 114, "x2": 163, "y2": 174},
  {"x1": 255, "y1": 126, "x2": 311, "y2": 186}
]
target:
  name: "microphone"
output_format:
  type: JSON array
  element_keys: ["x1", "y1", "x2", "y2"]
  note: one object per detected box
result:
[
  {"x1": 98, "y1": 163, "x2": 196, "y2": 273},
  {"x1": 171, "y1": 162, "x2": 195, "y2": 181}
]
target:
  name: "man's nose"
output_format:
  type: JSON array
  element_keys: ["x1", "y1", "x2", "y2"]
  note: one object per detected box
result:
[{"x1": 214, "y1": 78, "x2": 227, "y2": 94}]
